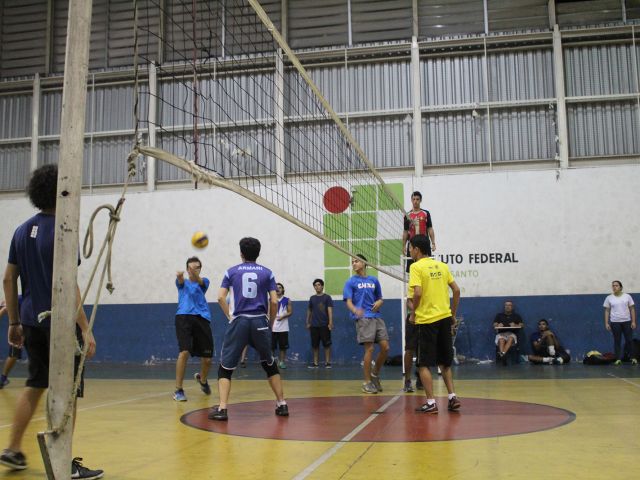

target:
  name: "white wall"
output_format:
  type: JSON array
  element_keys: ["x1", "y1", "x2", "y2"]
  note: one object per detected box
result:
[{"x1": 0, "y1": 164, "x2": 638, "y2": 304}]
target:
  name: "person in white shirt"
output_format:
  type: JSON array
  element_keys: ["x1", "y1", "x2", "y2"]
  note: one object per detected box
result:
[
  {"x1": 603, "y1": 280, "x2": 636, "y2": 365},
  {"x1": 271, "y1": 283, "x2": 293, "y2": 369}
]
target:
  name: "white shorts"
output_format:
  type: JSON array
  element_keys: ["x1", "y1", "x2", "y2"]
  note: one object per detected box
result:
[{"x1": 495, "y1": 332, "x2": 517, "y2": 345}]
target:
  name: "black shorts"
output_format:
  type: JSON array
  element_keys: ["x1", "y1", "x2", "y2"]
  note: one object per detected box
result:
[
  {"x1": 404, "y1": 315, "x2": 418, "y2": 351},
  {"x1": 310, "y1": 326, "x2": 332, "y2": 348},
  {"x1": 271, "y1": 331, "x2": 289, "y2": 351},
  {"x1": 175, "y1": 314, "x2": 214, "y2": 357},
  {"x1": 416, "y1": 317, "x2": 454, "y2": 368},
  {"x1": 23, "y1": 325, "x2": 84, "y2": 396},
  {"x1": 8, "y1": 344, "x2": 22, "y2": 359}
]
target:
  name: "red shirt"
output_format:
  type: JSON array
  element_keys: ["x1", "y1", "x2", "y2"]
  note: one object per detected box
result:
[{"x1": 404, "y1": 209, "x2": 432, "y2": 239}]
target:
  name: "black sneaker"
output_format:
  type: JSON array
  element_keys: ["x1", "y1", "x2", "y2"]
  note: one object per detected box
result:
[
  {"x1": 275, "y1": 404, "x2": 289, "y2": 417},
  {"x1": 448, "y1": 396, "x2": 461, "y2": 411},
  {"x1": 0, "y1": 449, "x2": 27, "y2": 470},
  {"x1": 71, "y1": 457, "x2": 103, "y2": 479},
  {"x1": 194, "y1": 373, "x2": 212, "y2": 395},
  {"x1": 415, "y1": 402, "x2": 439, "y2": 414},
  {"x1": 208, "y1": 406, "x2": 228, "y2": 421}
]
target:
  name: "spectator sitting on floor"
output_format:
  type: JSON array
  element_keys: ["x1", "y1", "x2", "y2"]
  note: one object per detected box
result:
[
  {"x1": 493, "y1": 300, "x2": 524, "y2": 364},
  {"x1": 528, "y1": 319, "x2": 570, "y2": 365}
]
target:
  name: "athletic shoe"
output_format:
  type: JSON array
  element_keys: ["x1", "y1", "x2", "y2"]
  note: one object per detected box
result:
[
  {"x1": 0, "y1": 449, "x2": 27, "y2": 470},
  {"x1": 403, "y1": 380, "x2": 415, "y2": 393},
  {"x1": 275, "y1": 404, "x2": 289, "y2": 417},
  {"x1": 553, "y1": 357, "x2": 564, "y2": 365},
  {"x1": 632, "y1": 359, "x2": 638, "y2": 365},
  {"x1": 307, "y1": 363, "x2": 319, "y2": 369},
  {"x1": 548, "y1": 345, "x2": 556, "y2": 356},
  {"x1": 415, "y1": 402, "x2": 438, "y2": 414},
  {"x1": 279, "y1": 361, "x2": 287, "y2": 369},
  {"x1": 173, "y1": 388, "x2": 187, "y2": 402},
  {"x1": 325, "y1": 363, "x2": 332, "y2": 369},
  {"x1": 71, "y1": 457, "x2": 104, "y2": 479},
  {"x1": 194, "y1": 373, "x2": 211, "y2": 395},
  {"x1": 614, "y1": 360, "x2": 622, "y2": 365},
  {"x1": 0, "y1": 377, "x2": 8, "y2": 389},
  {"x1": 448, "y1": 396, "x2": 461, "y2": 411},
  {"x1": 361, "y1": 382, "x2": 378, "y2": 394},
  {"x1": 208, "y1": 406, "x2": 228, "y2": 421},
  {"x1": 370, "y1": 374, "x2": 383, "y2": 392}
]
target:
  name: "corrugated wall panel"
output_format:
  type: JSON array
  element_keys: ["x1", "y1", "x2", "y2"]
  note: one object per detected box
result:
[
  {"x1": 491, "y1": 107, "x2": 555, "y2": 162},
  {"x1": 487, "y1": 0, "x2": 549, "y2": 33},
  {"x1": 40, "y1": 90, "x2": 62, "y2": 136},
  {"x1": 565, "y1": 44, "x2": 637, "y2": 96},
  {"x1": 0, "y1": 0, "x2": 47, "y2": 78},
  {"x1": 557, "y1": 0, "x2": 623, "y2": 27},
  {"x1": 226, "y1": 0, "x2": 280, "y2": 56},
  {"x1": 348, "y1": 61, "x2": 411, "y2": 111},
  {"x1": 285, "y1": 122, "x2": 347, "y2": 173},
  {"x1": 418, "y1": 0, "x2": 485, "y2": 39},
  {"x1": 627, "y1": 0, "x2": 640, "y2": 20},
  {"x1": 0, "y1": 94, "x2": 32, "y2": 138},
  {"x1": 286, "y1": 67, "x2": 342, "y2": 116},
  {"x1": 39, "y1": 141, "x2": 59, "y2": 165},
  {"x1": 422, "y1": 55, "x2": 485, "y2": 106},
  {"x1": 84, "y1": 136, "x2": 145, "y2": 185},
  {"x1": 488, "y1": 49, "x2": 554, "y2": 101},
  {"x1": 164, "y1": 0, "x2": 221, "y2": 64},
  {"x1": 90, "y1": 83, "x2": 139, "y2": 132},
  {"x1": 567, "y1": 101, "x2": 640, "y2": 157},
  {"x1": 0, "y1": 144, "x2": 30, "y2": 190},
  {"x1": 351, "y1": 0, "x2": 412, "y2": 44},
  {"x1": 423, "y1": 112, "x2": 488, "y2": 165},
  {"x1": 288, "y1": 0, "x2": 348, "y2": 49},
  {"x1": 350, "y1": 117, "x2": 413, "y2": 168}
]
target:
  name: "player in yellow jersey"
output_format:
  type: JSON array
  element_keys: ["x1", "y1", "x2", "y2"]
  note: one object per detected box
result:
[{"x1": 408, "y1": 234, "x2": 461, "y2": 414}]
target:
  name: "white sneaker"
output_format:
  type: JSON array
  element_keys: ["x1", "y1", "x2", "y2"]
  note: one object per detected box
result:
[
  {"x1": 548, "y1": 345, "x2": 556, "y2": 356},
  {"x1": 554, "y1": 357, "x2": 564, "y2": 365}
]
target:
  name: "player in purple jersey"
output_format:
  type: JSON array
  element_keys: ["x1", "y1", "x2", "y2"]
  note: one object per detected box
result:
[{"x1": 208, "y1": 237, "x2": 288, "y2": 421}]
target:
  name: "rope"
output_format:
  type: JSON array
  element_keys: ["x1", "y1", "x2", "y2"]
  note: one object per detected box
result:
[{"x1": 46, "y1": 149, "x2": 138, "y2": 436}]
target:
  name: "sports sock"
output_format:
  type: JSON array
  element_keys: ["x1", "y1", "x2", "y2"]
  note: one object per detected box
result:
[{"x1": 448, "y1": 393, "x2": 456, "y2": 400}]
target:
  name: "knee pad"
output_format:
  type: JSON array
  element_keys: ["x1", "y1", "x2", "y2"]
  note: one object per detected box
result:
[
  {"x1": 218, "y1": 365, "x2": 233, "y2": 380},
  {"x1": 261, "y1": 360, "x2": 279, "y2": 378}
]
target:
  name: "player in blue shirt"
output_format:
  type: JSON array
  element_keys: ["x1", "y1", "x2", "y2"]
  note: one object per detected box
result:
[
  {"x1": 173, "y1": 256, "x2": 214, "y2": 402},
  {"x1": 1, "y1": 164, "x2": 103, "y2": 479},
  {"x1": 209, "y1": 237, "x2": 288, "y2": 421},
  {"x1": 343, "y1": 254, "x2": 390, "y2": 394}
]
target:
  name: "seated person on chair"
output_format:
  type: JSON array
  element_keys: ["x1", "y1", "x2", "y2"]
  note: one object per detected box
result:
[
  {"x1": 494, "y1": 300, "x2": 523, "y2": 362},
  {"x1": 528, "y1": 319, "x2": 570, "y2": 365}
]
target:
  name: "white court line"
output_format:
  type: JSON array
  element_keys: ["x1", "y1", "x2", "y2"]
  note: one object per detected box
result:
[
  {"x1": 292, "y1": 393, "x2": 402, "y2": 480},
  {"x1": 607, "y1": 372, "x2": 640, "y2": 389},
  {"x1": 0, "y1": 390, "x2": 170, "y2": 430}
]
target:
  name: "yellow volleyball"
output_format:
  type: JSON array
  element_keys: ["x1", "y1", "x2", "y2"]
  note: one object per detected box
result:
[{"x1": 191, "y1": 231, "x2": 209, "y2": 249}]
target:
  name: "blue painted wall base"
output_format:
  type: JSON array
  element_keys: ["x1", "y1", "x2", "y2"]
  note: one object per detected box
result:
[{"x1": 1, "y1": 293, "x2": 636, "y2": 364}]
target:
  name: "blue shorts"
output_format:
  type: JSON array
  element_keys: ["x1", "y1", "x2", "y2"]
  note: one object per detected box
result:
[{"x1": 220, "y1": 315, "x2": 275, "y2": 370}]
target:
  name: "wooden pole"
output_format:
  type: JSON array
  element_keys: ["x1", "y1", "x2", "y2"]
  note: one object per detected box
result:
[{"x1": 44, "y1": 0, "x2": 92, "y2": 478}]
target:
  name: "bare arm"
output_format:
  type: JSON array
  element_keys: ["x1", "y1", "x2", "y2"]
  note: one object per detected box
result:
[
  {"x1": 371, "y1": 298, "x2": 383, "y2": 313},
  {"x1": 449, "y1": 281, "x2": 460, "y2": 319},
  {"x1": 428, "y1": 227, "x2": 436, "y2": 252},
  {"x1": 278, "y1": 301, "x2": 293, "y2": 320},
  {"x1": 327, "y1": 306, "x2": 333, "y2": 330},
  {"x1": 268, "y1": 290, "x2": 278, "y2": 323},
  {"x1": 306, "y1": 307, "x2": 311, "y2": 328},
  {"x1": 402, "y1": 230, "x2": 409, "y2": 254},
  {"x1": 346, "y1": 299, "x2": 363, "y2": 319},
  {"x1": 76, "y1": 285, "x2": 96, "y2": 359},
  {"x1": 218, "y1": 287, "x2": 230, "y2": 320},
  {"x1": 3, "y1": 263, "x2": 23, "y2": 347},
  {"x1": 604, "y1": 307, "x2": 611, "y2": 331},
  {"x1": 631, "y1": 305, "x2": 636, "y2": 328},
  {"x1": 410, "y1": 286, "x2": 422, "y2": 324},
  {"x1": 176, "y1": 271, "x2": 185, "y2": 285}
]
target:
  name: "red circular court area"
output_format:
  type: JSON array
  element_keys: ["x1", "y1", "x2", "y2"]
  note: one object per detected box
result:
[{"x1": 181, "y1": 396, "x2": 575, "y2": 442}]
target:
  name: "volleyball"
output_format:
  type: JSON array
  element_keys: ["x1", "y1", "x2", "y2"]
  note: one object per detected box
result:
[{"x1": 191, "y1": 231, "x2": 209, "y2": 249}]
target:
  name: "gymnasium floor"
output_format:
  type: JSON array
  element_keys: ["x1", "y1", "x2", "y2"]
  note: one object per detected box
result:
[{"x1": 1, "y1": 362, "x2": 639, "y2": 479}]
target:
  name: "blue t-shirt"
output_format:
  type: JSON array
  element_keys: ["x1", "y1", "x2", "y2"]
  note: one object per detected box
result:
[
  {"x1": 175, "y1": 278, "x2": 211, "y2": 321},
  {"x1": 8, "y1": 213, "x2": 60, "y2": 328},
  {"x1": 343, "y1": 275, "x2": 383, "y2": 321},
  {"x1": 221, "y1": 262, "x2": 276, "y2": 318},
  {"x1": 308, "y1": 294, "x2": 333, "y2": 327}
]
